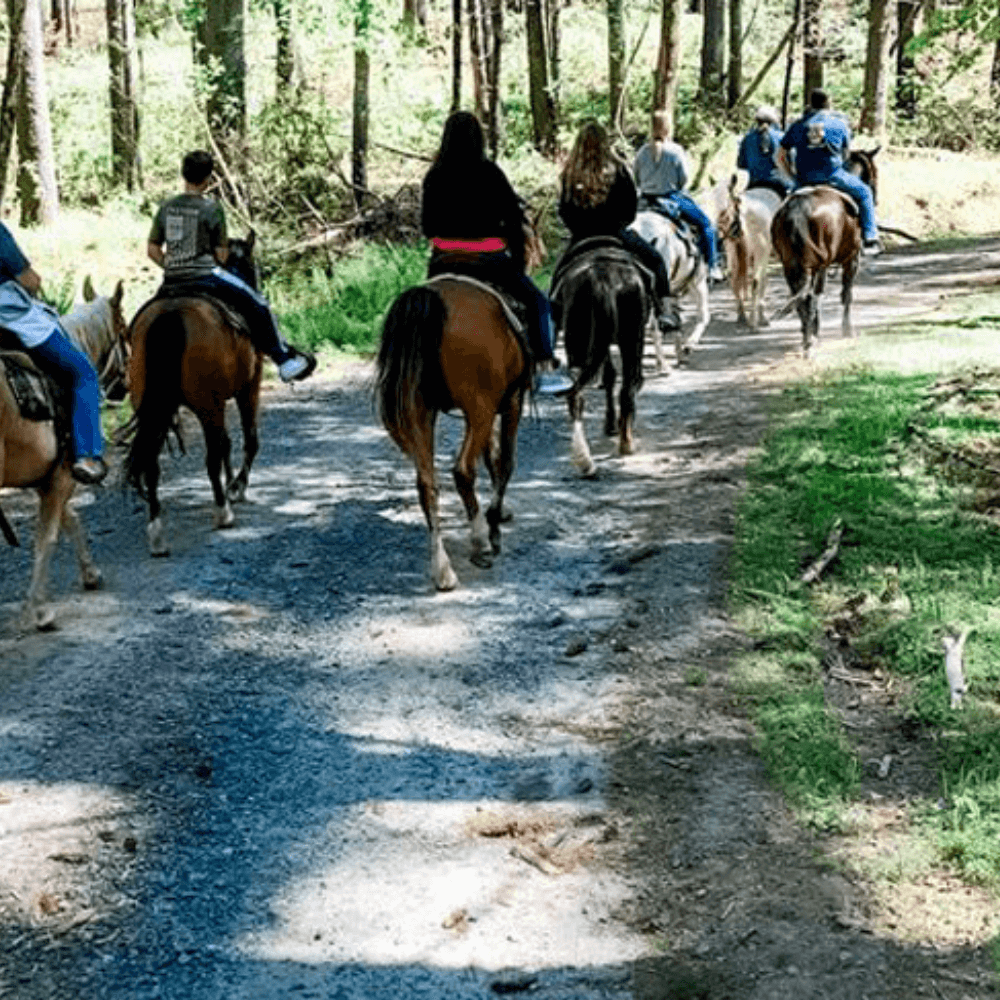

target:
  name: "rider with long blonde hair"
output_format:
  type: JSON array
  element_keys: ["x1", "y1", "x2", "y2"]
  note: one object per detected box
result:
[{"x1": 558, "y1": 120, "x2": 679, "y2": 333}]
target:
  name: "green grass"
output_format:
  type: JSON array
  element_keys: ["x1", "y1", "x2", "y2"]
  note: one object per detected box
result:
[{"x1": 731, "y1": 358, "x2": 1000, "y2": 878}]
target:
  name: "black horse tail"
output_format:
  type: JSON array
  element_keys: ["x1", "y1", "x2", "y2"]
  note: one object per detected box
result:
[
  {"x1": 123, "y1": 311, "x2": 186, "y2": 499},
  {"x1": 374, "y1": 286, "x2": 447, "y2": 452}
]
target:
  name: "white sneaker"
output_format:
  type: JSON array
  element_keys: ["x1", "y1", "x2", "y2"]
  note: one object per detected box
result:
[
  {"x1": 862, "y1": 240, "x2": 882, "y2": 258},
  {"x1": 279, "y1": 354, "x2": 310, "y2": 382},
  {"x1": 533, "y1": 370, "x2": 575, "y2": 396},
  {"x1": 709, "y1": 265, "x2": 725, "y2": 283}
]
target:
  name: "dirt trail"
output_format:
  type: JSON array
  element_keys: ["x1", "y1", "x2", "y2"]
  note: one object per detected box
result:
[{"x1": 0, "y1": 241, "x2": 997, "y2": 999}]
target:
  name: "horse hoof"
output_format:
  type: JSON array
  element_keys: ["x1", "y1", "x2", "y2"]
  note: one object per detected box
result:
[
  {"x1": 82, "y1": 568, "x2": 103, "y2": 591},
  {"x1": 435, "y1": 568, "x2": 459, "y2": 591},
  {"x1": 227, "y1": 482, "x2": 247, "y2": 503},
  {"x1": 33, "y1": 608, "x2": 57, "y2": 632},
  {"x1": 148, "y1": 519, "x2": 169, "y2": 557},
  {"x1": 214, "y1": 504, "x2": 235, "y2": 530},
  {"x1": 499, "y1": 507, "x2": 513, "y2": 524}
]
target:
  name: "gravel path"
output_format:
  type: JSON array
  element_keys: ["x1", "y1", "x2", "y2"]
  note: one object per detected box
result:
[{"x1": 0, "y1": 241, "x2": 997, "y2": 999}]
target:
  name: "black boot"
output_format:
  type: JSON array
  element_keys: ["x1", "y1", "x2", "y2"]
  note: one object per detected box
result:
[{"x1": 657, "y1": 297, "x2": 681, "y2": 333}]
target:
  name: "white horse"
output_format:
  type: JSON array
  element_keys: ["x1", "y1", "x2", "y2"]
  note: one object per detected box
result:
[
  {"x1": 629, "y1": 210, "x2": 710, "y2": 369},
  {"x1": 715, "y1": 176, "x2": 783, "y2": 330}
]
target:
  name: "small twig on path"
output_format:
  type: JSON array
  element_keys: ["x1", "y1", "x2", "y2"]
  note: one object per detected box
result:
[{"x1": 801, "y1": 518, "x2": 844, "y2": 584}]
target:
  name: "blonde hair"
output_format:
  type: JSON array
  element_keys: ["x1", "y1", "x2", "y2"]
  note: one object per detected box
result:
[
  {"x1": 651, "y1": 111, "x2": 672, "y2": 141},
  {"x1": 561, "y1": 120, "x2": 618, "y2": 209}
]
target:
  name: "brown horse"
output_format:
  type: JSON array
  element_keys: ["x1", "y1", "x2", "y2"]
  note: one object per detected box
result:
[
  {"x1": 0, "y1": 280, "x2": 127, "y2": 630},
  {"x1": 123, "y1": 237, "x2": 263, "y2": 556},
  {"x1": 374, "y1": 277, "x2": 529, "y2": 591},
  {"x1": 770, "y1": 148, "x2": 879, "y2": 356}
]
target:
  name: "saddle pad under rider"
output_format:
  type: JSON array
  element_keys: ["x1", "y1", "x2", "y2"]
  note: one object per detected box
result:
[
  {"x1": 789, "y1": 186, "x2": 859, "y2": 217},
  {"x1": 135, "y1": 286, "x2": 252, "y2": 339},
  {"x1": 0, "y1": 349, "x2": 58, "y2": 422},
  {"x1": 425, "y1": 273, "x2": 527, "y2": 337},
  {"x1": 550, "y1": 237, "x2": 655, "y2": 304}
]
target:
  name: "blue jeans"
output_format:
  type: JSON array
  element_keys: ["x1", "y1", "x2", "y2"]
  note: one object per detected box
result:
[
  {"x1": 32, "y1": 328, "x2": 104, "y2": 460},
  {"x1": 802, "y1": 168, "x2": 878, "y2": 241},
  {"x1": 652, "y1": 193, "x2": 720, "y2": 269}
]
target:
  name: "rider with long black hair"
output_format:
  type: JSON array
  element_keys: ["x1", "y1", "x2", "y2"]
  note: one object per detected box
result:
[{"x1": 420, "y1": 111, "x2": 573, "y2": 395}]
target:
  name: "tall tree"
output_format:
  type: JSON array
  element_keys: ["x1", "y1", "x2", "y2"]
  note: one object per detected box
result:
[
  {"x1": 726, "y1": 0, "x2": 741, "y2": 108},
  {"x1": 468, "y1": 0, "x2": 489, "y2": 121},
  {"x1": 0, "y1": 0, "x2": 27, "y2": 210},
  {"x1": 274, "y1": 0, "x2": 301, "y2": 92},
  {"x1": 860, "y1": 0, "x2": 892, "y2": 136},
  {"x1": 896, "y1": 0, "x2": 918, "y2": 118},
  {"x1": 607, "y1": 0, "x2": 625, "y2": 128},
  {"x1": 653, "y1": 0, "x2": 682, "y2": 122},
  {"x1": 699, "y1": 0, "x2": 725, "y2": 109},
  {"x1": 524, "y1": 0, "x2": 555, "y2": 153},
  {"x1": 14, "y1": 0, "x2": 58, "y2": 224},
  {"x1": 106, "y1": 0, "x2": 139, "y2": 190},
  {"x1": 781, "y1": 0, "x2": 801, "y2": 123},
  {"x1": 352, "y1": 0, "x2": 371, "y2": 207},
  {"x1": 194, "y1": 0, "x2": 247, "y2": 150},
  {"x1": 802, "y1": 0, "x2": 823, "y2": 96},
  {"x1": 401, "y1": 0, "x2": 426, "y2": 31},
  {"x1": 486, "y1": 0, "x2": 502, "y2": 157},
  {"x1": 546, "y1": 0, "x2": 561, "y2": 112},
  {"x1": 993, "y1": 0, "x2": 1000, "y2": 105},
  {"x1": 450, "y1": 0, "x2": 461, "y2": 112}
]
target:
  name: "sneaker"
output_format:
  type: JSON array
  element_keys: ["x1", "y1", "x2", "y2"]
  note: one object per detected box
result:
[
  {"x1": 279, "y1": 351, "x2": 317, "y2": 383},
  {"x1": 862, "y1": 240, "x2": 882, "y2": 257},
  {"x1": 709, "y1": 265, "x2": 725, "y2": 284},
  {"x1": 71, "y1": 456, "x2": 108, "y2": 485},
  {"x1": 533, "y1": 370, "x2": 575, "y2": 396}
]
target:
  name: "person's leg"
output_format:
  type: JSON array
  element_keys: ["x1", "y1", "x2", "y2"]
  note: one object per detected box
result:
[
  {"x1": 618, "y1": 228, "x2": 680, "y2": 332},
  {"x1": 31, "y1": 328, "x2": 106, "y2": 481},
  {"x1": 671, "y1": 192, "x2": 721, "y2": 272},
  {"x1": 829, "y1": 170, "x2": 879, "y2": 243}
]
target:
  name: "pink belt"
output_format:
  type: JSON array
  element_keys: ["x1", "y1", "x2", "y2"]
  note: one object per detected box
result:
[{"x1": 432, "y1": 237, "x2": 507, "y2": 253}]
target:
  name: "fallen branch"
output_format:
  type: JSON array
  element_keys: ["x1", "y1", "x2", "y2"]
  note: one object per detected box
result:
[
  {"x1": 942, "y1": 628, "x2": 971, "y2": 709},
  {"x1": 878, "y1": 222, "x2": 919, "y2": 242},
  {"x1": 801, "y1": 518, "x2": 844, "y2": 584}
]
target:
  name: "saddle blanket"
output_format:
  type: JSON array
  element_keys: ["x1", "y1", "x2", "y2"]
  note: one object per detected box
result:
[
  {"x1": 133, "y1": 287, "x2": 251, "y2": 338},
  {"x1": 1, "y1": 350, "x2": 56, "y2": 422},
  {"x1": 550, "y1": 239, "x2": 655, "y2": 305},
  {"x1": 425, "y1": 273, "x2": 527, "y2": 336}
]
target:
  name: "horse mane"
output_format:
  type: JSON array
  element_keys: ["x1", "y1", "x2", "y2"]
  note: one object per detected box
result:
[{"x1": 61, "y1": 299, "x2": 115, "y2": 364}]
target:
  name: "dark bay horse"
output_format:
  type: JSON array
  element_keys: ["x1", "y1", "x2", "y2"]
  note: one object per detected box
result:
[
  {"x1": 124, "y1": 236, "x2": 263, "y2": 556},
  {"x1": 550, "y1": 240, "x2": 651, "y2": 476},
  {"x1": 374, "y1": 276, "x2": 529, "y2": 591},
  {"x1": 0, "y1": 280, "x2": 127, "y2": 629},
  {"x1": 770, "y1": 148, "x2": 879, "y2": 356}
]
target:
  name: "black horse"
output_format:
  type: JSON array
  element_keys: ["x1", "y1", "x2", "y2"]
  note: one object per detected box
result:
[
  {"x1": 770, "y1": 149, "x2": 880, "y2": 356},
  {"x1": 550, "y1": 239, "x2": 651, "y2": 476}
]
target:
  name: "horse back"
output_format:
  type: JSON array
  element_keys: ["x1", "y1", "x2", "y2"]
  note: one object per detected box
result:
[{"x1": 772, "y1": 189, "x2": 861, "y2": 270}]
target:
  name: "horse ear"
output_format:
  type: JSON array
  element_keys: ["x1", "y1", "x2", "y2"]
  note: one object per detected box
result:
[
  {"x1": 82, "y1": 275, "x2": 95, "y2": 302},
  {"x1": 869, "y1": 145, "x2": 881, "y2": 159},
  {"x1": 112, "y1": 279, "x2": 124, "y2": 307},
  {"x1": 246, "y1": 229, "x2": 256, "y2": 251}
]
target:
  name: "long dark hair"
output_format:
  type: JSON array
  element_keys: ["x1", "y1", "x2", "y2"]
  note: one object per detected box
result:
[
  {"x1": 435, "y1": 111, "x2": 486, "y2": 173},
  {"x1": 561, "y1": 119, "x2": 618, "y2": 209}
]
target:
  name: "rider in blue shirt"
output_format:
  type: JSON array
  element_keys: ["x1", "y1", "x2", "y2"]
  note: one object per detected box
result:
[
  {"x1": 737, "y1": 105, "x2": 793, "y2": 195},
  {"x1": 0, "y1": 222, "x2": 107, "y2": 484},
  {"x1": 778, "y1": 89, "x2": 881, "y2": 255}
]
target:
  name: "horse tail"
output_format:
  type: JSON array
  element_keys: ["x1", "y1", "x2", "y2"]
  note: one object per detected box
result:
[
  {"x1": 123, "y1": 310, "x2": 186, "y2": 498},
  {"x1": 374, "y1": 286, "x2": 446, "y2": 452}
]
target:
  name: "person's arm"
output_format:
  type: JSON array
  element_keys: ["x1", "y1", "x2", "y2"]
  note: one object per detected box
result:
[
  {"x1": 147, "y1": 242, "x2": 165, "y2": 268},
  {"x1": 214, "y1": 244, "x2": 229, "y2": 265},
  {"x1": 776, "y1": 146, "x2": 793, "y2": 177},
  {"x1": 736, "y1": 137, "x2": 748, "y2": 171},
  {"x1": 15, "y1": 266, "x2": 41, "y2": 295}
]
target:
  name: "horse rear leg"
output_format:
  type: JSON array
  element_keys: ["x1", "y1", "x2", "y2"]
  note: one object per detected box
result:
[
  {"x1": 452, "y1": 404, "x2": 495, "y2": 569},
  {"x1": 200, "y1": 410, "x2": 235, "y2": 530},
  {"x1": 679, "y1": 274, "x2": 711, "y2": 358},
  {"x1": 602, "y1": 358, "x2": 617, "y2": 438},
  {"x1": 485, "y1": 392, "x2": 523, "y2": 555},
  {"x1": 841, "y1": 256, "x2": 858, "y2": 339},
  {"x1": 410, "y1": 408, "x2": 457, "y2": 591},
  {"x1": 617, "y1": 315, "x2": 645, "y2": 457},
  {"x1": 60, "y1": 490, "x2": 101, "y2": 592},
  {"x1": 228, "y1": 374, "x2": 261, "y2": 503},
  {"x1": 23, "y1": 469, "x2": 75, "y2": 631}
]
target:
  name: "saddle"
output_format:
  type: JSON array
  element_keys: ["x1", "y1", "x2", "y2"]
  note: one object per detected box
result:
[
  {"x1": 790, "y1": 185, "x2": 859, "y2": 217},
  {"x1": 135, "y1": 285, "x2": 252, "y2": 338},
  {"x1": 550, "y1": 236, "x2": 656, "y2": 304},
  {"x1": 0, "y1": 343, "x2": 72, "y2": 455}
]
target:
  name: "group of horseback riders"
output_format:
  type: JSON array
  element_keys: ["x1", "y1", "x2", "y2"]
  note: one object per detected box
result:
[{"x1": 0, "y1": 87, "x2": 880, "y2": 485}]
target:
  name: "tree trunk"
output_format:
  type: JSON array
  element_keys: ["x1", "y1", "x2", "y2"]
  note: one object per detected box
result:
[
  {"x1": 726, "y1": 0, "x2": 741, "y2": 108},
  {"x1": 860, "y1": 0, "x2": 891, "y2": 135},
  {"x1": 401, "y1": 0, "x2": 426, "y2": 31},
  {"x1": 607, "y1": 0, "x2": 625, "y2": 129},
  {"x1": 274, "y1": 0, "x2": 301, "y2": 92},
  {"x1": 468, "y1": 0, "x2": 488, "y2": 121},
  {"x1": 781, "y1": 0, "x2": 801, "y2": 124},
  {"x1": 802, "y1": 0, "x2": 822, "y2": 97},
  {"x1": 654, "y1": 0, "x2": 682, "y2": 121},
  {"x1": 15, "y1": 0, "x2": 58, "y2": 224},
  {"x1": 352, "y1": 0, "x2": 370, "y2": 208},
  {"x1": 993, "y1": 0, "x2": 1000, "y2": 107},
  {"x1": 450, "y1": 0, "x2": 461, "y2": 112},
  {"x1": 0, "y1": 0, "x2": 27, "y2": 211},
  {"x1": 895, "y1": 0, "x2": 917, "y2": 118},
  {"x1": 546, "y1": 0, "x2": 561, "y2": 113},
  {"x1": 524, "y1": 0, "x2": 555, "y2": 153},
  {"x1": 699, "y1": 0, "x2": 725, "y2": 110},
  {"x1": 486, "y1": 0, "x2": 502, "y2": 158},
  {"x1": 194, "y1": 0, "x2": 247, "y2": 149},
  {"x1": 106, "y1": 0, "x2": 139, "y2": 190}
]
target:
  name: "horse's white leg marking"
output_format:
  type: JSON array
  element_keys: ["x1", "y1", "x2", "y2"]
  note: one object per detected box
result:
[
  {"x1": 647, "y1": 314, "x2": 666, "y2": 373},
  {"x1": 431, "y1": 528, "x2": 458, "y2": 591},
  {"x1": 570, "y1": 418, "x2": 596, "y2": 477},
  {"x1": 469, "y1": 508, "x2": 490, "y2": 555},
  {"x1": 148, "y1": 516, "x2": 169, "y2": 557},
  {"x1": 683, "y1": 275, "x2": 711, "y2": 351},
  {"x1": 213, "y1": 501, "x2": 235, "y2": 530}
]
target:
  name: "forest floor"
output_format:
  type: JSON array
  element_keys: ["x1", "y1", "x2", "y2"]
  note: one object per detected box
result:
[{"x1": 0, "y1": 239, "x2": 997, "y2": 999}]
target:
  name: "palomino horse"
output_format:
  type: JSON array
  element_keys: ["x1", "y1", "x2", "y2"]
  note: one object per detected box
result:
[
  {"x1": 716, "y1": 175, "x2": 783, "y2": 330},
  {"x1": 629, "y1": 209, "x2": 710, "y2": 369},
  {"x1": 770, "y1": 149, "x2": 879, "y2": 356},
  {"x1": 0, "y1": 279, "x2": 127, "y2": 629},
  {"x1": 549, "y1": 239, "x2": 651, "y2": 477},
  {"x1": 374, "y1": 277, "x2": 529, "y2": 591},
  {"x1": 124, "y1": 236, "x2": 264, "y2": 556}
]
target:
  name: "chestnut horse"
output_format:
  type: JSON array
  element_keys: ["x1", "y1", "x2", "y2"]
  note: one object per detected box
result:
[
  {"x1": 374, "y1": 277, "x2": 529, "y2": 591},
  {"x1": 549, "y1": 239, "x2": 651, "y2": 477},
  {"x1": 123, "y1": 236, "x2": 263, "y2": 556},
  {"x1": 770, "y1": 149, "x2": 879, "y2": 356},
  {"x1": 0, "y1": 279, "x2": 127, "y2": 629}
]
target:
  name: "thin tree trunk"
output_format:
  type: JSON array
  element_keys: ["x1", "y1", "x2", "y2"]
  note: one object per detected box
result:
[
  {"x1": 0, "y1": 0, "x2": 27, "y2": 211},
  {"x1": 352, "y1": 0, "x2": 370, "y2": 208},
  {"x1": 699, "y1": 0, "x2": 725, "y2": 110},
  {"x1": 607, "y1": 0, "x2": 625, "y2": 129},
  {"x1": 486, "y1": 0, "x2": 502, "y2": 157},
  {"x1": 993, "y1": 0, "x2": 1000, "y2": 107},
  {"x1": 895, "y1": 0, "x2": 917, "y2": 118},
  {"x1": 654, "y1": 0, "x2": 682, "y2": 121},
  {"x1": 194, "y1": 0, "x2": 247, "y2": 151},
  {"x1": 546, "y1": 0, "x2": 560, "y2": 113},
  {"x1": 15, "y1": 0, "x2": 59, "y2": 224},
  {"x1": 860, "y1": 0, "x2": 891, "y2": 136},
  {"x1": 802, "y1": 0, "x2": 822, "y2": 97},
  {"x1": 781, "y1": 0, "x2": 800, "y2": 125},
  {"x1": 106, "y1": 0, "x2": 139, "y2": 190},
  {"x1": 468, "y1": 0, "x2": 487, "y2": 121},
  {"x1": 274, "y1": 0, "x2": 300, "y2": 92},
  {"x1": 726, "y1": 0, "x2": 741, "y2": 108},
  {"x1": 524, "y1": 0, "x2": 555, "y2": 153},
  {"x1": 450, "y1": 0, "x2": 461, "y2": 112}
]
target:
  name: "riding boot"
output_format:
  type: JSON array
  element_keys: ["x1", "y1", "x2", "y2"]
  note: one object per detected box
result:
[{"x1": 657, "y1": 297, "x2": 682, "y2": 333}]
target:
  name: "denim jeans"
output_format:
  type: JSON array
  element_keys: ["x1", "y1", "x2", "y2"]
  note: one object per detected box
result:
[
  {"x1": 31, "y1": 328, "x2": 104, "y2": 460},
  {"x1": 653, "y1": 193, "x2": 720, "y2": 269}
]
